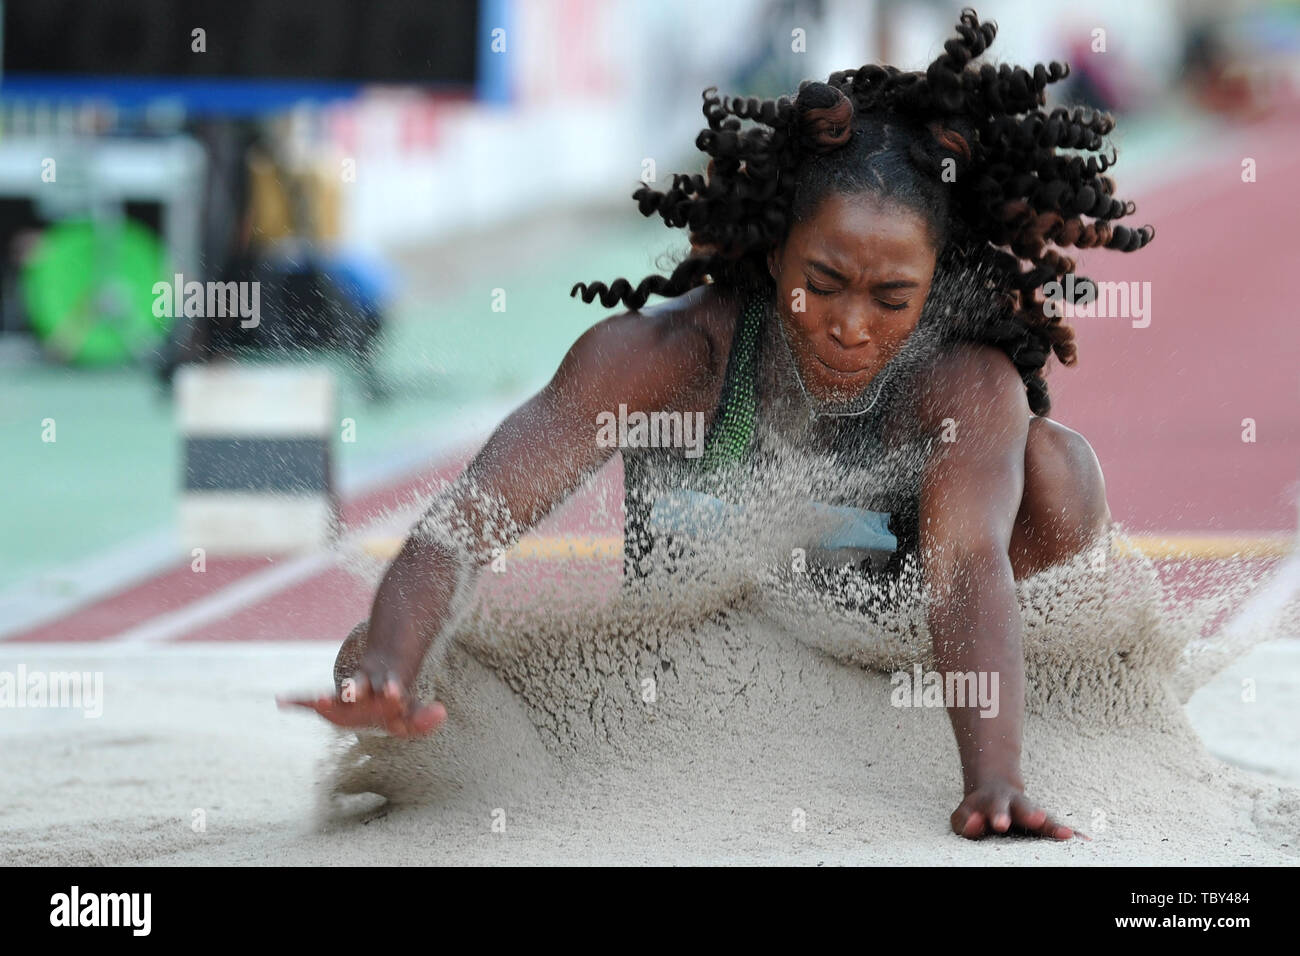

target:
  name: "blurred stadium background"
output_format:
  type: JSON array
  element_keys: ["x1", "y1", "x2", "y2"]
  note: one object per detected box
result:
[{"x1": 0, "y1": 0, "x2": 1298, "y2": 646}]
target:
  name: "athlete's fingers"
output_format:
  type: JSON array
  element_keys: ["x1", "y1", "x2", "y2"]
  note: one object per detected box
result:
[
  {"x1": 988, "y1": 795, "x2": 1013, "y2": 833},
  {"x1": 360, "y1": 665, "x2": 394, "y2": 702},
  {"x1": 1009, "y1": 793, "x2": 1049, "y2": 832},
  {"x1": 1008, "y1": 795, "x2": 1077, "y2": 840},
  {"x1": 951, "y1": 805, "x2": 987, "y2": 840},
  {"x1": 404, "y1": 701, "x2": 447, "y2": 737},
  {"x1": 276, "y1": 692, "x2": 334, "y2": 713}
]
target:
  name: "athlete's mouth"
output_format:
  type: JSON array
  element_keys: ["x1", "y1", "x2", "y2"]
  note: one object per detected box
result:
[{"x1": 811, "y1": 351, "x2": 873, "y2": 378}]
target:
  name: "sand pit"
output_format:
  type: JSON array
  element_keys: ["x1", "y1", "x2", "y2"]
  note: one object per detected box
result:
[
  {"x1": 288, "y1": 522, "x2": 1299, "y2": 866},
  {"x1": 2, "y1": 544, "x2": 1297, "y2": 865}
]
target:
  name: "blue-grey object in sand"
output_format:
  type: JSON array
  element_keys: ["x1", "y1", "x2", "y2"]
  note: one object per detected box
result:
[{"x1": 648, "y1": 488, "x2": 897, "y2": 571}]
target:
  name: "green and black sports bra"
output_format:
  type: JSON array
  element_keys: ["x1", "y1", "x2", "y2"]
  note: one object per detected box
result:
[{"x1": 620, "y1": 289, "x2": 922, "y2": 581}]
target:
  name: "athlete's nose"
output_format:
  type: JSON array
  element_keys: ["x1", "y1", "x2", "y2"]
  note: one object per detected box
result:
[{"x1": 828, "y1": 309, "x2": 870, "y2": 349}]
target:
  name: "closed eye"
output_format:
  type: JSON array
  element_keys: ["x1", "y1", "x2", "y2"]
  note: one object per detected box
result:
[{"x1": 806, "y1": 280, "x2": 911, "y2": 311}]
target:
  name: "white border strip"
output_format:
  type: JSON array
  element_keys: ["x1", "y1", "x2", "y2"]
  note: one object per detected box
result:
[{"x1": 1219, "y1": 549, "x2": 1300, "y2": 644}]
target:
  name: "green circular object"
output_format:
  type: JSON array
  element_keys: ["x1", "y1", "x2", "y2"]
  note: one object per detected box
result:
[{"x1": 22, "y1": 219, "x2": 170, "y2": 365}]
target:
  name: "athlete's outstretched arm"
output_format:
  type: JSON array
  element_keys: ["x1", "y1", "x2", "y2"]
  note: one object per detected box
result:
[
  {"x1": 916, "y1": 345, "x2": 1078, "y2": 841},
  {"x1": 282, "y1": 299, "x2": 721, "y2": 736}
]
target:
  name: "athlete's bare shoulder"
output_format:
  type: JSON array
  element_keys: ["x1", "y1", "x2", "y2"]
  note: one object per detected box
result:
[
  {"x1": 614, "y1": 282, "x2": 739, "y2": 369},
  {"x1": 563, "y1": 283, "x2": 742, "y2": 411},
  {"x1": 913, "y1": 342, "x2": 1029, "y2": 437}
]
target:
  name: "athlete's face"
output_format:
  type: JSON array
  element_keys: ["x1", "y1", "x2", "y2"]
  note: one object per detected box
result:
[{"x1": 768, "y1": 193, "x2": 937, "y2": 403}]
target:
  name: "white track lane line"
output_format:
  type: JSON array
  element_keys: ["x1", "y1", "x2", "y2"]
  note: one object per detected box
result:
[
  {"x1": 111, "y1": 550, "x2": 337, "y2": 644},
  {"x1": 111, "y1": 491, "x2": 433, "y2": 645}
]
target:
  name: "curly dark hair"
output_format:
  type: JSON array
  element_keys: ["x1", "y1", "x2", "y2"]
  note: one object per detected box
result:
[{"x1": 569, "y1": 7, "x2": 1154, "y2": 416}]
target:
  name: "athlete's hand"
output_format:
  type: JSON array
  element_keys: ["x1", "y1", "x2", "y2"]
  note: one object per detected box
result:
[
  {"x1": 950, "y1": 779, "x2": 1086, "y2": 841},
  {"x1": 278, "y1": 674, "x2": 446, "y2": 738}
]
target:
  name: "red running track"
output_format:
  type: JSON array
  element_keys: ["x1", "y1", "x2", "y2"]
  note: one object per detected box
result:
[{"x1": 1050, "y1": 103, "x2": 1300, "y2": 533}]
